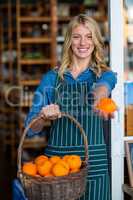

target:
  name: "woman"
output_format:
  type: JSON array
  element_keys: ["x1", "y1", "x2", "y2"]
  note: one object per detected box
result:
[{"x1": 13, "y1": 14, "x2": 117, "y2": 200}]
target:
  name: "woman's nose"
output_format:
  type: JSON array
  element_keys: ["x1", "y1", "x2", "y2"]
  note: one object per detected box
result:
[{"x1": 80, "y1": 37, "x2": 86, "y2": 45}]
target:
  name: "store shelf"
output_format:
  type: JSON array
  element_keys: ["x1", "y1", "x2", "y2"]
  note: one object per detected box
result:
[
  {"x1": 20, "y1": 59, "x2": 51, "y2": 65},
  {"x1": 0, "y1": 124, "x2": 15, "y2": 128},
  {"x1": 0, "y1": 4, "x2": 38, "y2": 9},
  {"x1": 58, "y1": 16, "x2": 71, "y2": 22},
  {"x1": 19, "y1": 16, "x2": 51, "y2": 22},
  {"x1": 20, "y1": 80, "x2": 40, "y2": 86},
  {"x1": 20, "y1": 37, "x2": 51, "y2": 44}
]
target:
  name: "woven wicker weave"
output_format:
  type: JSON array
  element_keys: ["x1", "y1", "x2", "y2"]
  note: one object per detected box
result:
[{"x1": 18, "y1": 112, "x2": 88, "y2": 200}]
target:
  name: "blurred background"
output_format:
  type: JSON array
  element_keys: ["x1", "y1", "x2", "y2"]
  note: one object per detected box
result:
[{"x1": 0, "y1": 0, "x2": 132, "y2": 199}]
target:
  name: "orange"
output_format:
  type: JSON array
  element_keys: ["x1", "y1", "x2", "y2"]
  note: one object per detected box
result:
[
  {"x1": 62, "y1": 155, "x2": 70, "y2": 162},
  {"x1": 52, "y1": 160, "x2": 70, "y2": 176},
  {"x1": 34, "y1": 155, "x2": 48, "y2": 166},
  {"x1": 58, "y1": 160, "x2": 70, "y2": 171},
  {"x1": 96, "y1": 98, "x2": 117, "y2": 113},
  {"x1": 67, "y1": 155, "x2": 82, "y2": 170},
  {"x1": 22, "y1": 162, "x2": 37, "y2": 176},
  {"x1": 49, "y1": 156, "x2": 61, "y2": 164},
  {"x1": 37, "y1": 160, "x2": 52, "y2": 176}
]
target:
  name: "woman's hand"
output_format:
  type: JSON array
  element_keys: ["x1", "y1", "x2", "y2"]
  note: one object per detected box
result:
[
  {"x1": 40, "y1": 104, "x2": 61, "y2": 120},
  {"x1": 30, "y1": 104, "x2": 61, "y2": 133},
  {"x1": 93, "y1": 105, "x2": 114, "y2": 120}
]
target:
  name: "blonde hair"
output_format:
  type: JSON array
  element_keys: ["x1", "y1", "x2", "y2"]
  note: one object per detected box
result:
[{"x1": 58, "y1": 14, "x2": 110, "y2": 79}]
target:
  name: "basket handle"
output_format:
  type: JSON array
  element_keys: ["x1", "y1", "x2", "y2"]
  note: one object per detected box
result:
[{"x1": 18, "y1": 112, "x2": 88, "y2": 175}]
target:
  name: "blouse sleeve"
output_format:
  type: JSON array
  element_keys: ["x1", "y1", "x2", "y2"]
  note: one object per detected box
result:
[
  {"x1": 95, "y1": 70, "x2": 117, "y2": 94},
  {"x1": 24, "y1": 70, "x2": 57, "y2": 137}
]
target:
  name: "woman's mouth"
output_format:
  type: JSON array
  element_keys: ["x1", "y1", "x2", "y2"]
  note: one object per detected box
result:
[{"x1": 78, "y1": 48, "x2": 89, "y2": 53}]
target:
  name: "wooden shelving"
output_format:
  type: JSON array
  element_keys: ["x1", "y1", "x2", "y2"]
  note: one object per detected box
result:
[
  {"x1": 19, "y1": 37, "x2": 51, "y2": 43},
  {"x1": 0, "y1": 17, "x2": 3, "y2": 81},
  {"x1": 16, "y1": 0, "x2": 57, "y2": 150},
  {"x1": 0, "y1": 1, "x2": 17, "y2": 165},
  {"x1": 20, "y1": 59, "x2": 51, "y2": 65},
  {"x1": 58, "y1": 16, "x2": 71, "y2": 22},
  {"x1": 19, "y1": 16, "x2": 51, "y2": 22},
  {"x1": 17, "y1": 0, "x2": 57, "y2": 84},
  {"x1": 20, "y1": 79, "x2": 40, "y2": 86}
]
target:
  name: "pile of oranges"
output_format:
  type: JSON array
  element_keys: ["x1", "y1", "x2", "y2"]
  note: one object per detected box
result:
[{"x1": 22, "y1": 154, "x2": 82, "y2": 177}]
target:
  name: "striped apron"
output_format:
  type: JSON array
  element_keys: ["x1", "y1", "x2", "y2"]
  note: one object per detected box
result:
[{"x1": 44, "y1": 77, "x2": 111, "y2": 200}]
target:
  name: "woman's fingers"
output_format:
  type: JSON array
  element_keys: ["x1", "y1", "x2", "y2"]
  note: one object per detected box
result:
[
  {"x1": 93, "y1": 106, "x2": 115, "y2": 120},
  {"x1": 41, "y1": 104, "x2": 61, "y2": 120},
  {"x1": 95, "y1": 109, "x2": 108, "y2": 120}
]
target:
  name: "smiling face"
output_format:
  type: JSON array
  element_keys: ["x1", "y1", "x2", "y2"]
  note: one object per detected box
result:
[{"x1": 71, "y1": 24, "x2": 95, "y2": 62}]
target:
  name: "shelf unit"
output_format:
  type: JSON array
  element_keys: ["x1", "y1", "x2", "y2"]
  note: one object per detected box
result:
[
  {"x1": 0, "y1": 2, "x2": 17, "y2": 83},
  {"x1": 0, "y1": 2, "x2": 18, "y2": 165},
  {"x1": 0, "y1": 16, "x2": 2, "y2": 82},
  {"x1": 16, "y1": 0, "x2": 57, "y2": 148},
  {"x1": 17, "y1": 0, "x2": 57, "y2": 84}
]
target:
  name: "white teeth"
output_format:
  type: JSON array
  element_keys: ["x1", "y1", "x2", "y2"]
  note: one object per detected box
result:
[{"x1": 78, "y1": 48, "x2": 88, "y2": 52}]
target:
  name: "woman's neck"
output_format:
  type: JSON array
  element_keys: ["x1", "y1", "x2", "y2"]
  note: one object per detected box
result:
[{"x1": 70, "y1": 58, "x2": 91, "y2": 79}]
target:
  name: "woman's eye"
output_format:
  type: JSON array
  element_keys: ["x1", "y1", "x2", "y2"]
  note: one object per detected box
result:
[
  {"x1": 87, "y1": 35, "x2": 92, "y2": 39},
  {"x1": 72, "y1": 35, "x2": 80, "y2": 39}
]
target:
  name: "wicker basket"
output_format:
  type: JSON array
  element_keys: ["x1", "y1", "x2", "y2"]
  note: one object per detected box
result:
[{"x1": 17, "y1": 112, "x2": 88, "y2": 200}]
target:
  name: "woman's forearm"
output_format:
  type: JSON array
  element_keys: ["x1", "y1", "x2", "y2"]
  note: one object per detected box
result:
[{"x1": 30, "y1": 116, "x2": 45, "y2": 133}]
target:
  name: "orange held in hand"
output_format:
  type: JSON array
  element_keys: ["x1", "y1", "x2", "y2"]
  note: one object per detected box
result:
[
  {"x1": 96, "y1": 98, "x2": 117, "y2": 113},
  {"x1": 22, "y1": 162, "x2": 37, "y2": 176}
]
